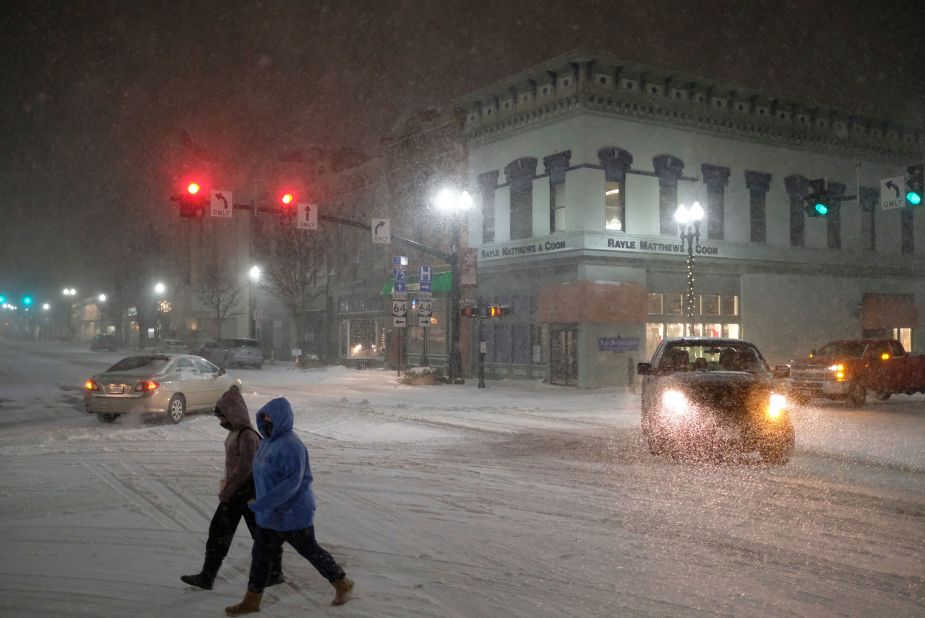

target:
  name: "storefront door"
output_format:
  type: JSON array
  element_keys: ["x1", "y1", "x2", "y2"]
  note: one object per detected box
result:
[{"x1": 549, "y1": 325, "x2": 578, "y2": 386}]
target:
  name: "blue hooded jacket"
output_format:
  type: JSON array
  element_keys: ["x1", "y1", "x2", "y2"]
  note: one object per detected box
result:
[{"x1": 248, "y1": 397, "x2": 316, "y2": 531}]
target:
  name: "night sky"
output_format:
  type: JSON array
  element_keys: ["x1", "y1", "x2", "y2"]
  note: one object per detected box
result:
[{"x1": 2, "y1": 0, "x2": 923, "y2": 300}]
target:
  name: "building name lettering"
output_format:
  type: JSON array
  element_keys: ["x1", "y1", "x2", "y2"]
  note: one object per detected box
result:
[{"x1": 481, "y1": 240, "x2": 567, "y2": 259}]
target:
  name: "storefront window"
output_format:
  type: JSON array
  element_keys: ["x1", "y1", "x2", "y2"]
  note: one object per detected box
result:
[
  {"x1": 666, "y1": 323, "x2": 685, "y2": 338},
  {"x1": 722, "y1": 323, "x2": 740, "y2": 339},
  {"x1": 343, "y1": 318, "x2": 382, "y2": 359},
  {"x1": 892, "y1": 327, "x2": 912, "y2": 352},
  {"x1": 666, "y1": 294, "x2": 684, "y2": 315},
  {"x1": 701, "y1": 295, "x2": 720, "y2": 315},
  {"x1": 531, "y1": 324, "x2": 547, "y2": 363},
  {"x1": 721, "y1": 295, "x2": 739, "y2": 316},
  {"x1": 702, "y1": 323, "x2": 722, "y2": 337}
]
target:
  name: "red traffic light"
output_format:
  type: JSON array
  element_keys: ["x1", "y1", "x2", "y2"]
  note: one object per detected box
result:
[
  {"x1": 488, "y1": 305, "x2": 504, "y2": 318},
  {"x1": 187, "y1": 182, "x2": 201, "y2": 195},
  {"x1": 280, "y1": 193, "x2": 295, "y2": 206}
]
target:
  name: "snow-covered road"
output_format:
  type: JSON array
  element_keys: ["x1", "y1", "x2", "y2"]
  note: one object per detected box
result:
[{"x1": 1, "y1": 341, "x2": 923, "y2": 617}]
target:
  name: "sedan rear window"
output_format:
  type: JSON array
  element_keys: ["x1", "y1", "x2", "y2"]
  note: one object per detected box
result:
[{"x1": 108, "y1": 356, "x2": 171, "y2": 372}]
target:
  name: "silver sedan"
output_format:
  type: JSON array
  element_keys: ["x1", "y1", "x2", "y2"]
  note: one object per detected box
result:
[{"x1": 84, "y1": 354, "x2": 240, "y2": 423}]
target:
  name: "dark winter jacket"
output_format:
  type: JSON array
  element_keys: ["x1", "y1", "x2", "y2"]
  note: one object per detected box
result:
[
  {"x1": 249, "y1": 397, "x2": 316, "y2": 531},
  {"x1": 216, "y1": 386, "x2": 260, "y2": 503}
]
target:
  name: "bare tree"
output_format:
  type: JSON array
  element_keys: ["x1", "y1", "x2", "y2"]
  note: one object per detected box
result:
[
  {"x1": 196, "y1": 259, "x2": 242, "y2": 339},
  {"x1": 254, "y1": 216, "x2": 329, "y2": 352}
]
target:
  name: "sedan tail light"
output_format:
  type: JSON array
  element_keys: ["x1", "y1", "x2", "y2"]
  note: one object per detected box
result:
[
  {"x1": 85, "y1": 379, "x2": 101, "y2": 391},
  {"x1": 135, "y1": 380, "x2": 159, "y2": 392}
]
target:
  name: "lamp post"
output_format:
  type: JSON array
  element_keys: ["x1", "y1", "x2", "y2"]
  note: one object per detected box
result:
[
  {"x1": 674, "y1": 202, "x2": 704, "y2": 337},
  {"x1": 433, "y1": 187, "x2": 473, "y2": 384},
  {"x1": 248, "y1": 265, "x2": 261, "y2": 340},
  {"x1": 153, "y1": 282, "x2": 166, "y2": 345}
]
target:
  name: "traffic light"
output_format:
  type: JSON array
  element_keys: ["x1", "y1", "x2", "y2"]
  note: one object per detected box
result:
[
  {"x1": 487, "y1": 305, "x2": 504, "y2": 318},
  {"x1": 0, "y1": 294, "x2": 5, "y2": 304},
  {"x1": 805, "y1": 178, "x2": 830, "y2": 217},
  {"x1": 461, "y1": 305, "x2": 479, "y2": 318},
  {"x1": 178, "y1": 180, "x2": 208, "y2": 218},
  {"x1": 22, "y1": 295, "x2": 33, "y2": 306},
  {"x1": 277, "y1": 191, "x2": 297, "y2": 214},
  {"x1": 907, "y1": 164, "x2": 923, "y2": 207}
]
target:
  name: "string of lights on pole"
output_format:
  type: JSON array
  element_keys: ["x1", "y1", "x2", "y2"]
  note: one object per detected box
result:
[{"x1": 674, "y1": 201, "x2": 704, "y2": 337}]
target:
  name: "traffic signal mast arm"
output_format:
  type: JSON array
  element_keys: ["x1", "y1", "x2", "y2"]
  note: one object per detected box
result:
[{"x1": 228, "y1": 201, "x2": 455, "y2": 262}]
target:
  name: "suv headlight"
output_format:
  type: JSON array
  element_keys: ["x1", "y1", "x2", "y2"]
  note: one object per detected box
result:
[{"x1": 767, "y1": 393, "x2": 787, "y2": 419}]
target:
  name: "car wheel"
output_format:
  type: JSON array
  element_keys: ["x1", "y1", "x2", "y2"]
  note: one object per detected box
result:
[
  {"x1": 875, "y1": 390, "x2": 891, "y2": 401},
  {"x1": 97, "y1": 413, "x2": 118, "y2": 423},
  {"x1": 847, "y1": 382, "x2": 866, "y2": 406},
  {"x1": 759, "y1": 424, "x2": 795, "y2": 465},
  {"x1": 167, "y1": 395, "x2": 186, "y2": 424}
]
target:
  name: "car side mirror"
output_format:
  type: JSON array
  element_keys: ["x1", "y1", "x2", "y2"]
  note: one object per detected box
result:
[
  {"x1": 637, "y1": 362, "x2": 652, "y2": 376},
  {"x1": 219, "y1": 367, "x2": 226, "y2": 376},
  {"x1": 773, "y1": 365, "x2": 790, "y2": 379}
]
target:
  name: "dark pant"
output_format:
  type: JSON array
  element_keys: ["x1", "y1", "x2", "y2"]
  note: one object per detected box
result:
[
  {"x1": 247, "y1": 525, "x2": 344, "y2": 593},
  {"x1": 203, "y1": 478, "x2": 282, "y2": 579}
]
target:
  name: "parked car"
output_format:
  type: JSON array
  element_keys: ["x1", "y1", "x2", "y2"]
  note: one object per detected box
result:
[
  {"x1": 84, "y1": 354, "x2": 239, "y2": 424},
  {"x1": 637, "y1": 338, "x2": 795, "y2": 464},
  {"x1": 153, "y1": 339, "x2": 187, "y2": 354},
  {"x1": 788, "y1": 338, "x2": 925, "y2": 405},
  {"x1": 198, "y1": 338, "x2": 264, "y2": 369},
  {"x1": 90, "y1": 334, "x2": 118, "y2": 351}
]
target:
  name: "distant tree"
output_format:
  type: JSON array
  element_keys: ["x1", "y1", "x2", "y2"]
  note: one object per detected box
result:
[
  {"x1": 196, "y1": 258, "x2": 242, "y2": 340},
  {"x1": 254, "y1": 217, "x2": 330, "y2": 356}
]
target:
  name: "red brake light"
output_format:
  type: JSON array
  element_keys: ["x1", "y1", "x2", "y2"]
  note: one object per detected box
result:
[
  {"x1": 187, "y1": 182, "x2": 201, "y2": 195},
  {"x1": 85, "y1": 380, "x2": 100, "y2": 391},
  {"x1": 135, "y1": 380, "x2": 159, "y2": 392}
]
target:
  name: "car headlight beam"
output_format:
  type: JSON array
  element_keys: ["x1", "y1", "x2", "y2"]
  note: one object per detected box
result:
[
  {"x1": 767, "y1": 393, "x2": 787, "y2": 419},
  {"x1": 662, "y1": 389, "x2": 690, "y2": 418}
]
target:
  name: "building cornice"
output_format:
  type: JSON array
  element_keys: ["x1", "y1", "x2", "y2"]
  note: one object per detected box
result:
[{"x1": 457, "y1": 52, "x2": 924, "y2": 163}]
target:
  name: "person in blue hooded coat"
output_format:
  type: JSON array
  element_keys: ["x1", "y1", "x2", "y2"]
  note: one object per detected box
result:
[{"x1": 225, "y1": 397, "x2": 353, "y2": 616}]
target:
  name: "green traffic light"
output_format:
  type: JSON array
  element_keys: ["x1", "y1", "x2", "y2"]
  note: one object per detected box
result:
[
  {"x1": 907, "y1": 191, "x2": 922, "y2": 206},
  {"x1": 22, "y1": 295, "x2": 33, "y2": 306},
  {"x1": 0, "y1": 295, "x2": 5, "y2": 304},
  {"x1": 814, "y1": 202, "x2": 829, "y2": 216}
]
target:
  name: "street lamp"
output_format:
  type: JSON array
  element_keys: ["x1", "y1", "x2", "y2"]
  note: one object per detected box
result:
[
  {"x1": 98, "y1": 294, "x2": 107, "y2": 303},
  {"x1": 248, "y1": 266, "x2": 261, "y2": 339},
  {"x1": 432, "y1": 187, "x2": 473, "y2": 384},
  {"x1": 153, "y1": 282, "x2": 167, "y2": 345},
  {"x1": 675, "y1": 202, "x2": 704, "y2": 337}
]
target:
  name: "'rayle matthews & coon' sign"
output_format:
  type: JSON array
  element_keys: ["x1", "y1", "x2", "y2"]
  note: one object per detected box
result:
[{"x1": 478, "y1": 235, "x2": 721, "y2": 261}]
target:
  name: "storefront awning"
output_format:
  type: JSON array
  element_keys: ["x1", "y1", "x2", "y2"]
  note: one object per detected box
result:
[
  {"x1": 861, "y1": 293, "x2": 919, "y2": 329},
  {"x1": 380, "y1": 271, "x2": 453, "y2": 295}
]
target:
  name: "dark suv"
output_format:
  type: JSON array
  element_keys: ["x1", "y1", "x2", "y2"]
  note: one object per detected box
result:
[{"x1": 637, "y1": 338, "x2": 794, "y2": 464}]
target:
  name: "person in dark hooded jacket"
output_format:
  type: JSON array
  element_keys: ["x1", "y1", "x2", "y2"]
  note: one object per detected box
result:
[
  {"x1": 180, "y1": 385, "x2": 283, "y2": 590},
  {"x1": 225, "y1": 396, "x2": 353, "y2": 616}
]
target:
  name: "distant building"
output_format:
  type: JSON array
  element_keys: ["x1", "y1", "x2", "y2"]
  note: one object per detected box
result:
[{"x1": 457, "y1": 51, "x2": 925, "y2": 387}]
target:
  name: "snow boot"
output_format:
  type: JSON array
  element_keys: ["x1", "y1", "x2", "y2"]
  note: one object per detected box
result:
[
  {"x1": 331, "y1": 576, "x2": 354, "y2": 606},
  {"x1": 225, "y1": 590, "x2": 262, "y2": 616},
  {"x1": 180, "y1": 571, "x2": 216, "y2": 590}
]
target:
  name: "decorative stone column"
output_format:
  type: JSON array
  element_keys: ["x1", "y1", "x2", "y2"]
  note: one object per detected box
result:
[
  {"x1": 745, "y1": 171, "x2": 772, "y2": 243},
  {"x1": 784, "y1": 174, "x2": 809, "y2": 247},
  {"x1": 701, "y1": 164, "x2": 730, "y2": 240},
  {"x1": 653, "y1": 154, "x2": 685, "y2": 235},
  {"x1": 827, "y1": 181, "x2": 846, "y2": 249},
  {"x1": 598, "y1": 147, "x2": 633, "y2": 183},
  {"x1": 477, "y1": 170, "x2": 499, "y2": 243}
]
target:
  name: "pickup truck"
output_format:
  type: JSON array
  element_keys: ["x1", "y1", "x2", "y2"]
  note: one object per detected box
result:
[{"x1": 788, "y1": 339, "x2": 925, "y2": 405}]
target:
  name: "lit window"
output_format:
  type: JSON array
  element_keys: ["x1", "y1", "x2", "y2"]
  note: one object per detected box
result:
[
  {"x1": 647, "y1": 293, "x2": 663, "y2": 315},
  {"x1": 605, "y1": 180, "x2": 625, "y2": 231}
]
